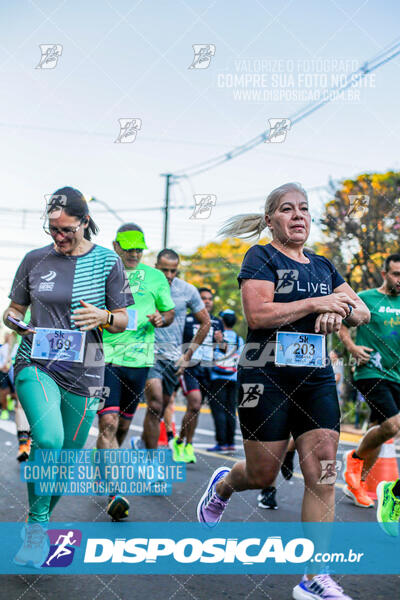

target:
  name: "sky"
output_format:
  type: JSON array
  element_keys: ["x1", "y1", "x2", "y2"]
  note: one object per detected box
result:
[{"x1": 0, "y1": 0, "x2": 399, "y2": 305}]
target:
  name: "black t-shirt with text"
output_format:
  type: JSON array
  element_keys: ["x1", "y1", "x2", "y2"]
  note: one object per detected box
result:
[{"x1": 237, "y1": 243, "x2": 345, "y2": 385}]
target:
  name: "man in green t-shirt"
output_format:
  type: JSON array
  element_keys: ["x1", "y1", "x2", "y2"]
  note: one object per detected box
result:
[
  {"x1": 96, "y1": 224, "x2": 175, "y2": 520},
  {"x1": 340, "y1": 254, "x2": 400, "y2": 508}
]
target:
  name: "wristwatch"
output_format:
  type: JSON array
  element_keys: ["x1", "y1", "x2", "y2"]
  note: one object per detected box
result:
[
  {"x1": 160, "y1": 313, "x2": 166, "y2": 326},
  {"x1": 343, "y1": 304, "x2": 353, "y2": 324},
  {"x1": 103, "y1": 310, "x2": 114, "y2": 329}
]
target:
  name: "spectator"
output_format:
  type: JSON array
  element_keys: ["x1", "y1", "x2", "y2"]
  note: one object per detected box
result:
[
  {"x1": 207, "y1": 309, "x2": 244, "y2": 453},
  {"x1": 0, "y1": 332, "x2": 15, "y2": 420}
]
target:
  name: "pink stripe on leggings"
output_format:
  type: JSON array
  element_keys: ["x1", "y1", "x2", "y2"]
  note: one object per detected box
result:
[
  {"x1": 35, "y1": 367, "x2": 48, "y2": 402},
  {"x1": 73, "y1": 397, "x2": 87, "y2": 442}
]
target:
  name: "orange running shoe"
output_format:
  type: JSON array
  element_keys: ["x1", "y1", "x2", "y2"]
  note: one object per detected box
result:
[
  {"x1": 17, "y1": 439, "x2": 31, "y2": 463},
  {"x1": 343, "y1": 450, "x2": 363, "y2": 489},
  {"x1": 344, "y1": 481, "x2": 374, "y2": 508}
]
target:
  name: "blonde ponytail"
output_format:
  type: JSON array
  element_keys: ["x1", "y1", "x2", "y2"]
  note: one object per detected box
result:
[
  {"x1": 218, "y1": 182, "x2": 308, "y2": 240},
  {"x1": 218, "y1": 213, "x2": 267, "y2": 240}
]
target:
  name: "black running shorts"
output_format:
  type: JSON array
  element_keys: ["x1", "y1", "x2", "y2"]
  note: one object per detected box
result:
[
  {"x1": 355, "y1": 377, "x2": 400, "y2": 424},
  {"x1": 98, "y1": 364, "x2": 149, "y2": 420},
  {"x1": 237, "y1": 370, "x2": 340, "y2": 442}
]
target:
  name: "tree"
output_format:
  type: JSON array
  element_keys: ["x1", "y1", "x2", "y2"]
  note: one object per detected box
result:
[
  {"x1": 180, "y1": 237, "x2": 260, "y2": 338},
  {"x1": 319, "y1": 171, "x2": 400, "y2": 291}
]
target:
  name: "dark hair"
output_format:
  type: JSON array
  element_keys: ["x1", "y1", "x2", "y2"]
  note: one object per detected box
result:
[
  {"x1": 198, "y1": 287, "x2": 213, "y2": 296},
  {"x1": 222, "y1": 313, "x2": 236, "y2": 327},
  {"x1": 157, "y1": 248, "x2": 179, "y2": 263},
  {"x1": 47, "y1": 187, "x2": 99, "y2": 241},
  {"x1": 117, "y1": 222, "x2": 143, "y2": 234},
  {"x1": 384, "y1": 254, "x2": 400, "y2": 272}
]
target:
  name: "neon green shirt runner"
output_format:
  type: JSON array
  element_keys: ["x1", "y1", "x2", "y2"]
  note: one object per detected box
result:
[
  {"x1": 103, "y1": 263, "x2": 175, "y2": 367},
  {"x1": 353, "y1": 288, "x2": 400, "y2": 383}
]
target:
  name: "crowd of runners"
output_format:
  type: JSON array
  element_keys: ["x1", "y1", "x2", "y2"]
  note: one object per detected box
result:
[{"x1": 2, "y1": 182, "x2": 400, "y2": 598}]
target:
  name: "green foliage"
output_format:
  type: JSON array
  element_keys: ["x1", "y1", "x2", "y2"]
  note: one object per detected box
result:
[
  {"x1": 180, "y1": 237, "x2": 263, "y2": 338},
  {"x1": 319, "y1": 170, "x2": 400, "y2": 291}
]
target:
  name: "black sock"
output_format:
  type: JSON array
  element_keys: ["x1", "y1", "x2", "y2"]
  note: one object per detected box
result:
[
  {"x1": 352, "y1": 451, "x2": 363, "y2": 460},
  {"x1": 166, "y1": 431, "x2": 174, "y2": 442},
  {"x1": 176, "y1": 438, "x2": 183, "y2": 445},
  {"x1": 393, "y1": 480, "x2": 400, "y2": 498}
]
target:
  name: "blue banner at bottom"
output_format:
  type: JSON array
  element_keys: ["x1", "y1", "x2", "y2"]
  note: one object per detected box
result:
[{"x1": 2, "y1": 522, "x2": 399, "y2": 574}]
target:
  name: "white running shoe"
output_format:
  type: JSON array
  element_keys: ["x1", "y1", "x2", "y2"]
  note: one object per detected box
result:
[
  {"x1": 293, "y1": 574, "x2": 353, "y2": 599},
  {"x1": 14, "y1": 523, "x2": 49, "y2": 568}
]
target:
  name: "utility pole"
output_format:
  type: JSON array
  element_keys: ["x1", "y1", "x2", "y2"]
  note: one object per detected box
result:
[{"x1": 161, "y1": 173, "x2": 173, "y2": 248}]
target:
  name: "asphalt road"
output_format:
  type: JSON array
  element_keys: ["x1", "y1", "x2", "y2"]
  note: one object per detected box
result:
[{"x1": 0, "y1": 407, "x2": 398, "y2": 600}]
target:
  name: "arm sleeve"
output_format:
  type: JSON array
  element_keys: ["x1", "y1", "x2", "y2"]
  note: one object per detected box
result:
[
  {"x1": 187, "y1": 286, "x2": 205, "y2": 314},
  {"x1": 155, "y1": 272, "x2": 175, "y2": 312},
  {"x1": 9, "y1": 255, "x2": 31, "y2": 306},
  {"x1": 237, "y1": 245, "x2": 276, "y2": 287},
  {"x1": 105, "y1": 258, "x2": 135, "y2": 310},
  {"x1": 332, "y1": 267, "x2": 345, "y2": 288}
]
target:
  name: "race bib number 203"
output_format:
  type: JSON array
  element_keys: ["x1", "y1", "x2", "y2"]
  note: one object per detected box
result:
[{"x1": 275, "y1": 332, "x2": 325, "y2": 368}]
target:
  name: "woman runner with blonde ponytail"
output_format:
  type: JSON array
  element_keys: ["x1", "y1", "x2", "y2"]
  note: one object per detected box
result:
[{"x1": 197, "y1": 182, "x2": 370, "y2": 600}]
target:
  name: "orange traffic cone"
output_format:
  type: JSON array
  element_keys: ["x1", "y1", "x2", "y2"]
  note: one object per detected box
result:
[
  {"x1": 365, "y1": 439, "x2": 399, "y2": 499},
  {"x1": 158, "y1": 420, "x2": 176, "y2": 447}
]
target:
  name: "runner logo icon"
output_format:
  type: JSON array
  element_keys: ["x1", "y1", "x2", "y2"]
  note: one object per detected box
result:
[
  {"x1": 44, "y1": 529, "x2": 82, "y2": 567},
  {"x1": 36, "y1": 44, "x2": 63, "y2": 69},
  {"x1": 317, "y1": 460, "x2": 342, "y2": 485},
  {"x1": 188, "y1": 44, "x2": 216, "y2": 69},
  {"x1": 347, "y1": 194, "x2": 369, "y2": 219},
  {"x1": 89, "y1": 386, "x2": 111, "y2": 411},
  {"x1": 190, "y1": 195, "x2": 217, "y2": 220},
  {"x1": 239, "y1": 383, "x2": 264, "y2": 408},
  {"x1": 115, "y1": 118, "x2": 142, "y2": 143},
  {"x1": 275, "y1": 269, "x2": 299, "y2": 294},
  {"x1": 369, "y1": 351, "x2": 383, "y2": 371},
  {"x1": 265, "y1": 118, "x2": 291, "y2": 143}
]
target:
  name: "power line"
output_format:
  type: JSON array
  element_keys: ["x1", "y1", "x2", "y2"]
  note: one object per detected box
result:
[
  {"x1": 158, "y1": 38, "x2": 400, "y2": 246},
  {"x1": 172, "y1": 39, "x2": 400, "y2": 179},
  {"x1": 0, "y1": 183, "x2": 329, "y2": 219},
  {"x1": 0, "y1": 122, "x2": 231, "y2": 150}
]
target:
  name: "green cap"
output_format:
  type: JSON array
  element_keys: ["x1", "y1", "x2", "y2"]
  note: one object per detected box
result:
[{"x1": 116, "y1": 230, "x2": 147, "y2": 250}]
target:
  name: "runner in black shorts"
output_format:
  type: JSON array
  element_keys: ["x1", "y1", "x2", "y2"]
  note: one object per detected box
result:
[
  {"x1": 197, "y1": 182, "x2": 370, "y2": 600},
  {"x1": 140, "y1": 250, "x2": 209, "y2": 453},
  {"x1": 340, "y1": 254, "x2": 400, "y2": 508},
  {"x1": 97, "y1": 224, "x2": 175, "y2": 520},
  {"x1": 174, "y1": 288, "x2": 224, "y2": 463}
]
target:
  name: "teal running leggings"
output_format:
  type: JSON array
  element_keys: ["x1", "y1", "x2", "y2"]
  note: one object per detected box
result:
[{"x1": 15, "y1": 366, "x2": 99, "y2": 523}]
